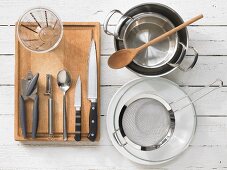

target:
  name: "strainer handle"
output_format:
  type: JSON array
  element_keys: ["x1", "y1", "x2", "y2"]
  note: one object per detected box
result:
[
  {"x1": 168, "y1": 43, "x2": 198, "y2": 72},
  {"x1": 113, "y1": 131, "x2": 123, "y2": 146},
  {"x1": 103, "y1": 10, "x2": 123, "y2": 36},
  {"x1": 171, "y1": 79, "x2": 223, "y2": 112}
]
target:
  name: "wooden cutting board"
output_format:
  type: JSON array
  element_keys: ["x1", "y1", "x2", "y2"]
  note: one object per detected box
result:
[{"x1": 14, "y1": 22, "x2": 100, "y2": 141}]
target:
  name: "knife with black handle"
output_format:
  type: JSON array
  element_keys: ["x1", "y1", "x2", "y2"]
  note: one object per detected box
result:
[
  {"x1": 87, "y1": 38, "x2": 98, "y2": 141},
  {"x1": 87, "y1": 102, "x2": 97, "y2": 141},
  {"x1": 74, "y1": 76, "x2": 82, "y2": 141},
  {"x1": 75, "y1": 109, "x2": 81, "y2": 141}
]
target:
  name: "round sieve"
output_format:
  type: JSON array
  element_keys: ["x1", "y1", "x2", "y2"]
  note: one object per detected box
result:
[{"x1": 119, "y1": 94, "x2": 175, "y2": 151}]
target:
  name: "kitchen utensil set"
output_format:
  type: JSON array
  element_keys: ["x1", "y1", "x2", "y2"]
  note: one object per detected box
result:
[
  {"x1": 102, "y1": 2, "x2": 223, "y2": 166},
  {"x1": 19, "y1": 37, "x2": 98, "y2": 142},
  {"x1": 15, "y1": 22, "x2": 100, "y2": 141},
  {"x1": 15, "y1": 2, "x2": 221, "y2": 166}
]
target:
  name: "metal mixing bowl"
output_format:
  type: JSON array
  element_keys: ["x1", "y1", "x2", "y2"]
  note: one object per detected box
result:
[{"x1": 123, "y1": 12, "x2": 178, "y2": 68}]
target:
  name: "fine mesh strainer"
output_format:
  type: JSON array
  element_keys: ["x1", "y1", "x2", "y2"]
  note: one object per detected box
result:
[
  {"x1": 17, "y1": 7, "x2": 63, "y2": 53},
  {"x1": 119, "y1": 94, "x2": 175, "y2": 151},
  {"x1": 112, "y1": 79, "x2": 223, "y2": 152}
]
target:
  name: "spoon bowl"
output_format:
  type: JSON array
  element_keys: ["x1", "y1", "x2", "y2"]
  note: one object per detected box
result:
[
  {"x1": 57, "y1": 70, "x2": 71, "y2": 93},
  {"x1": 108, "y1": 49, "x2": 137, "y2": 69}
]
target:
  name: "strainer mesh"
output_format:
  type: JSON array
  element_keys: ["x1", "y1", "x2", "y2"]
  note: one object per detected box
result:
[{"x1": 121, "y1": 98, "x2": 171, "y2": 147}]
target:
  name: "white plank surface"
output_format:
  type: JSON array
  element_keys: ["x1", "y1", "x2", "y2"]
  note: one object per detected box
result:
[
  {"x1": 0, "y1": 0, "x2": 227, "y2": 169},
  {"x1": 1, "y1": 26, "x2": 227, "y2": 55},
  {"x1": 0, "y1": 0, "x2": 226, "y2": 25},
  {"x1": 1, "y1": 115, "x2": 227, "y2": 169},
  {"x1": 1, "y1": 115, "x2": 227, "y2": 146},
  {"x1": 1, "y1": 54, "x2": 227, "y2": 86}
]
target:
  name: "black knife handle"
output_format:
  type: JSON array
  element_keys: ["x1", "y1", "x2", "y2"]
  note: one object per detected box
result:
[
  {"x1": 20, "y1": 95, "x2": 27, "y2": 138},
  {"x1": 87, "y1": 102, "x2": 97, "y2": 141},
  {"x1": 32, "y1": 95, "x2": 39, "y2": 139},
  {"x1": 74, "y1": 110, "x2": 81, "y2": 141}
]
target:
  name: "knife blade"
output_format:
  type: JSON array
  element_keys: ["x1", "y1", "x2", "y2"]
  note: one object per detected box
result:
[
  {"x1": 87, "y1": 38, "x2": 98, "y2": 141},
  {"x1": 74, "y1": 76, "x2": 82, "y2": 141}
]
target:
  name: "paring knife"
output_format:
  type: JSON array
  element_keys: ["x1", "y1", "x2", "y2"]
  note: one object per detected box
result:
[
  {"x1": 87, "y1": 38, "x2": 98, "y2": 141},
  {"x1": 74, "y1": 76, "x2": 82, "y2": 141}
]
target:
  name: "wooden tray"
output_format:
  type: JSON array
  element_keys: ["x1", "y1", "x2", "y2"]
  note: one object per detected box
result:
[{"x1": 14, "y1": 22, "x2": 100, "y2": 141}]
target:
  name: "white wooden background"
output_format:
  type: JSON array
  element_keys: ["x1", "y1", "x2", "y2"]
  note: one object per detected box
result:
[{"x1": 0, "y1": 0, "x2": 227, "y2": 169}]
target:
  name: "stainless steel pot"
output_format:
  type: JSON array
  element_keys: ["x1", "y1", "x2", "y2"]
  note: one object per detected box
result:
[{"x1": 104, "y1": 3, "x2": 198, "y2": 76}]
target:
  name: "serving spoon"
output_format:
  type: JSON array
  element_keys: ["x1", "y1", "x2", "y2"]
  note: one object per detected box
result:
[
  {"x1": 57, "y1": 69, "x2": 71, "y2": 141},
  {"x1": 108, "y1": 14, "x2": 203, "y2": 69}
]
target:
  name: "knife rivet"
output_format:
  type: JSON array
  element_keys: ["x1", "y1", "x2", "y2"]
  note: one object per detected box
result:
[
  {"x1": 92, "y1": 106, "x2": 95, "y2": 110},
  {"x1": 91, "y1": 133, "x2": 94, "y2": 136},
  {"x1": 92, "y1": 120, "x2": 95, "y2": 123}
]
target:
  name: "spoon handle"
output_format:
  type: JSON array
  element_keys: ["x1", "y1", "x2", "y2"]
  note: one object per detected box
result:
[
  {"x1": 63, "y1": 94, "x2": 67, "y2": 141},
  {"x1": 137, "y1": 14, "x2": 203, "y2": 52}
]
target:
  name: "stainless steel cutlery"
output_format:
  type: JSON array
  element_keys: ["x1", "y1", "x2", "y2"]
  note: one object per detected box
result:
[
  {"x1": 19, "y1": 38, "x2": 98, "y2": 141},
  {"x1": 57, "y1": 69, "x2": 72, "y2": 141}
]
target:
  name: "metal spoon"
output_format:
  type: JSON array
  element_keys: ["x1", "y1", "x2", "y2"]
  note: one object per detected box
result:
[{"x1": 57, "y1": 69, "x2": 71, "y2": 141}]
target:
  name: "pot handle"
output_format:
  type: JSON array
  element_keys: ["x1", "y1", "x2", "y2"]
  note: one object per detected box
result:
[
  {"x1": 168, "y1": 42, "x2": 198, "y2": 72},
  {"x1": 103, "y1": 10, "x2": 123, "y2": 36}
]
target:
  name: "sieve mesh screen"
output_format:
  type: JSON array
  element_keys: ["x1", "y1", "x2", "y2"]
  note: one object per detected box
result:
[{"x1": 122, "y1": 98, "x2": 171, "y2": 147}]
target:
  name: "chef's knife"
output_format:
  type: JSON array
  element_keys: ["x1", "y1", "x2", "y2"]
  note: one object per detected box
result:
[
  {"x1": 74, "y1": 76, "x2": 82, "y2": 141},
  {"x1": 87, "y1": 38, "x2": 98, "y2": 141}
]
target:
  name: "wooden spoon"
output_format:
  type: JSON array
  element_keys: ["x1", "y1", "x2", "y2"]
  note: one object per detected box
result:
[{"x1": 108, "y1": 14, "x2": 203, "y2": 69}]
